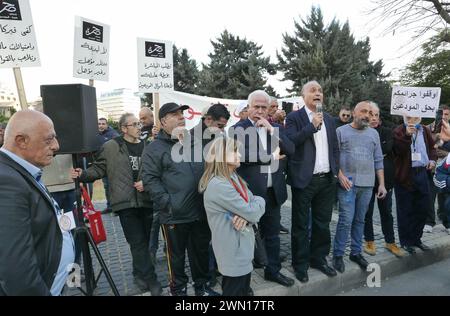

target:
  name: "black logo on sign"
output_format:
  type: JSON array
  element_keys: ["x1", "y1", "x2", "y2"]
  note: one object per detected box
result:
[
  {"x1": 0, "y1": 0, "x2": 22, "y2": 21},
  {"x1": 82, "y1": 21, "x2": 103, "y2": 43},
  {"x1": 145, "y1": 41, "x2": 165, "y2": 58}
]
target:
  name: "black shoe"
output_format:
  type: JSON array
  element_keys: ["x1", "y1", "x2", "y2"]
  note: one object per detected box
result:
[
  {"x1": 295, "y1": 270, "x2": 309, "y2": 283},
  {"x1": 349, "y1": 254, "x2": 369, "y2": 270},
  {"x1": 310, "y1": 263, "x2": 337, "y2": 277},
  {"x1": 402, "y1": 245, "x2": 416, "y2": 254},
  {"x1": 195, "y1": 285, "x2": 220, "y2": 296},
  {"x1": 264, "y1": 272, "x2": 295, "y2": 287},
  {"x1": 414, "y1": 242, "x2": 431, "y2": 251},
  {"x1": 170, "y1": 287, "x2": 188, "y2": 296},
  {"x1": 280, "y1": 224, "x2": 289, "y2": 234},
  {"x1": 148, "y1": 280, "x2": 162, "y2": 296},
  {"x1": 333, "y1": 256, "x2": 345, "y2": 273}
]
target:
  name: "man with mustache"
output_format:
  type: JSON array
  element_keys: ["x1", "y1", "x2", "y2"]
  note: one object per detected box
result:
[
  {"x1": 393, "y1": 115, "x2": 436, "y2": 254},
  {"x1": 332, "y1": 101, "x2": 387, "y2": 273}
]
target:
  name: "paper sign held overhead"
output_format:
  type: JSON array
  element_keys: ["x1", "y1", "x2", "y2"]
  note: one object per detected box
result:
[
  {"x1": 137, "y1": 38, "x2": 174, "y2": 93},
  {"x1": 391, "y1": 86, "x2": 441, "y2": 118},
  {"x1": 0, "y1": 0, "x2": 40, "y2": 68},
  {"x1": 73, "y1": 16, "x2": 110, "y2": 81}
]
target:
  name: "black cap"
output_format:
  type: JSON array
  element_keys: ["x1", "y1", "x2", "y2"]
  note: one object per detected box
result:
[{"x1": 159, "y1": 102, "x2": 189, "y2": 120}]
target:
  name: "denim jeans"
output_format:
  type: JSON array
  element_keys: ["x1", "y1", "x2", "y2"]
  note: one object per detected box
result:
[{"x1": 333, "y1": 186, "x2": 373, "y2": 257}]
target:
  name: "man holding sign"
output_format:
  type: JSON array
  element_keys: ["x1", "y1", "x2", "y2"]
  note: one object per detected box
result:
[{"x1": 393, "y1": 116, "x2": 437, "y2": 254}]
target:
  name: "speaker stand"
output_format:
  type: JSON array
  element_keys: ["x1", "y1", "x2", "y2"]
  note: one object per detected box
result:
[{"x1": 72, "y1": 154, "x2": 120, "y2": 296}]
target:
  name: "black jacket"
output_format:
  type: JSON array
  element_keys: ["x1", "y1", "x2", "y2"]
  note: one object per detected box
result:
[
  {"x1": 285, "y1": 108, "x2": 340, "y2": 189},
  {"x1": 0, "y1": 152, "x2": 62, "y2": 296},
  {"x1": 375, "y1": 125, "x2": 395, "y2": 190},
  {"x1": 232, "y1": 119, "x2": 295, "y2": 205},
  {"x1": 141, "y1": 130, "x2": 205, "y2": 224}
]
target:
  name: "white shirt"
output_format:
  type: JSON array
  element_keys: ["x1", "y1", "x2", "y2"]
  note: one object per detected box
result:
[
  {"x1": 249, "y1": 118, "x2": 273, "y2": 188},
  {"x1": 304, "y1": 106, "x2": 330, "y2": 174}
]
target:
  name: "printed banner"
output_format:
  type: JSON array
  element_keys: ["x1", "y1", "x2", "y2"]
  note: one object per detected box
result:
[
  {"x1": 391, "y1": 86, "x2": 441, "y2": 118},
  {"x1": 0, "y1": 0, "x2": 40, "y2": 68},
  {"x1": 137, "y1": 38, "x2": 174, "y2": 93},
  {"x1": 73, "y1": 16, "x2": 110, "y2": 81}
]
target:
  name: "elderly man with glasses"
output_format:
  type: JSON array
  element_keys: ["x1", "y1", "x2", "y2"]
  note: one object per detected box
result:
[{"x1": 71, "y1": 113, "x2": 162, "y2": 295}]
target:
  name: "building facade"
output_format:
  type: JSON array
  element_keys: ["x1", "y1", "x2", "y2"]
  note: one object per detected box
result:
[{"x1": 97, "y1": 88, "x2": 142, "y2": 122}]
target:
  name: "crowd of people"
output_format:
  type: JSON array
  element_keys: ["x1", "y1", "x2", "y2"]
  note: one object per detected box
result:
[{"x1": 1, "y1": 80, "x2": 450, "y2": 296}]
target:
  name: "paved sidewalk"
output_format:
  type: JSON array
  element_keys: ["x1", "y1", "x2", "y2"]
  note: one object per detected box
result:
[{"x1": 64, "y1": 195, "x2": 450, "y2": 296}]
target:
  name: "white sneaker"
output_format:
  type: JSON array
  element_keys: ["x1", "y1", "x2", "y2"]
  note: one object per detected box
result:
[{"x1": 423, "y1": 225, "x2": 433, "y2": 233}]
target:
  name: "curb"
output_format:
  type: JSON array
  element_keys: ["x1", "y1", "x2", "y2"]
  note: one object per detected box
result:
[{"x1": 251, "y1": 234, "x2": 450, "y2": 296}]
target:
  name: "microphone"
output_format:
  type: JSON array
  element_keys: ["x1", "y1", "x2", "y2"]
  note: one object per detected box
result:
[{"x1": 316, "y1": 102, "x2": 323, "y2": 131}]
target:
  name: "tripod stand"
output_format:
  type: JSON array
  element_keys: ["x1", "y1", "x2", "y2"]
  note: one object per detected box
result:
[{"x1": 72, "y1": 154, "x2": 120, "y2": 296}]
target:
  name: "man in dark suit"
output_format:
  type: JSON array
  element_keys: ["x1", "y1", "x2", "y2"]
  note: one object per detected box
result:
[
  {"x1": 0, "y1": 110, "x2": 75, "y2": 296},
  {"x1": 285, "y1": 81, "x2": 340, "y2": 283},
  {"x1": 231, "y1": 90, "x2": 295, "y2": 287}
]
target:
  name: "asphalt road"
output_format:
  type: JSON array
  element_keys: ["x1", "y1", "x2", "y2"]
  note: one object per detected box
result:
[{"x1": 340, "y1": 256, "x2": 450, "y2": 296}]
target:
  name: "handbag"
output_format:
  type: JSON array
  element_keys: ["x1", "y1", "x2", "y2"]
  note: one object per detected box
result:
[
  {"x1": 253, "y1": 224, "x2": 268, "y2": 267},
  {"x1": 80, "y1": 184, "x2": 107, "y2": 245}
]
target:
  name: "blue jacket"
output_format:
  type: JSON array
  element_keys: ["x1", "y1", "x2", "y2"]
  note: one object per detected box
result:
[
  {"x1": 434, "y1": 157, "x2": 450, "y2": 193},
  {"x1": 285, "y1": 107, "x2": 340, "y2": 189},
  {"x1": 98, "y1": 127, "x2": 119, "y2": 145},
  {"x1": 232, "y1": 119, "x2": 295, "y2": 206}
]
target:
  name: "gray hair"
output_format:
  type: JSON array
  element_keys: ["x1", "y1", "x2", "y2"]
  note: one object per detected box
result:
[
  {"x1": 270, "y1": 97, "x2": 278, "y2": 104},
  {"x1": 119, "y1": 113, "x2": 135, "y2": 128},
  {"x1": 368, "y1": 101, "x2": 379, "y2": 112},
  {"x1": 301, "y1": 80, "x2": 321, "y2": 96},
  {"x1": 247, "y1": 90, "x2": 270, "y2": 106}
]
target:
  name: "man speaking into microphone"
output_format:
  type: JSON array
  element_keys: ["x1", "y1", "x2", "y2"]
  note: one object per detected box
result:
[{"x1": 285, "y1": 81, "x2": 340, "y2": 283}]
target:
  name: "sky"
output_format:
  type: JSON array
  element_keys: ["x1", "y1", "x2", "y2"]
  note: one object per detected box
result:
[{"x1": 0, "y1": 0, "x2": 428, "y2": 101}]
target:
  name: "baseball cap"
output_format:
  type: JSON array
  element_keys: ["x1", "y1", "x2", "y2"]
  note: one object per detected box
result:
[{"x1": 159, "y1": 103, "x2": 189, "y2": 120}]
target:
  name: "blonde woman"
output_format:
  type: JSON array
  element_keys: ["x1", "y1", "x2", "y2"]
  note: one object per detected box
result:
[{"x1": 199, "y1": 137, "x2": 265, "y2": 296}]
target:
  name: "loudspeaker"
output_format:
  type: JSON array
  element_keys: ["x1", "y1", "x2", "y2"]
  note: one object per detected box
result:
[{"x1": 41, "y1": 84, "x2": 102, "y2": 154}]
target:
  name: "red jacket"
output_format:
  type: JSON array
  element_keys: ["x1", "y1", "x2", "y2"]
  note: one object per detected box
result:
[{"x1": 393, "y1": 124, "x2": 437, "y2": 189}]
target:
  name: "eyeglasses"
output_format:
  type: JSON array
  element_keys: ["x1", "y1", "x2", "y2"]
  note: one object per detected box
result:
[{"x1": 124, "y1": 122, "x2": 142, "y2": 128}]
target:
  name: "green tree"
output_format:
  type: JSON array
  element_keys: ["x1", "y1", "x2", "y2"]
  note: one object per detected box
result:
[
  {"x1": 198, "y1": 30, "x2": 276, "y2": 99},
  {"x1": 173, "y1": 45, "x2": 200, "y2": 94},
  {"x1": 401, "y1": 30, "x2": 450, "y2": 104},
  {"x1": 277, "y1": 6, "x2": 392, "y2": 118}
]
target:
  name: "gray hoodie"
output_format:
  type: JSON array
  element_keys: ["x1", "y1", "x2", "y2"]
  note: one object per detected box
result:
[{"x1": 203, "y1": 174, "x2": 265, "y2": 277}]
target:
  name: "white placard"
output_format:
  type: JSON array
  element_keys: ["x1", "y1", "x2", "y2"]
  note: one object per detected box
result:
[
  {"x1": 391, "y1": 86, "x2": 441, "y2": 118},
  {"x1": 73, "y1": 16, "x2": 110, "y2": 81},
  {"x1": 0, "y1": 0, "x2": 40, "y2": 68},
  {"x1": 137, "y1": 38, "x2": 174, "y2": 93}
]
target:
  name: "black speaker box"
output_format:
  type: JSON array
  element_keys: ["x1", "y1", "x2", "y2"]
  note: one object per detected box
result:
[{"x1": 41, "y1": 84, "x2": 102, "y2": 154}]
